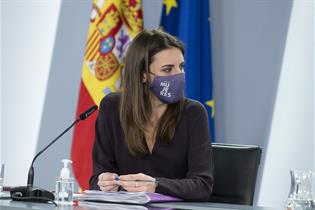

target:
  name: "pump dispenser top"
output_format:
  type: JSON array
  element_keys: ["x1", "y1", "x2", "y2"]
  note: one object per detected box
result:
[{"x1": 60, "y1": 159, "x2": 72, "y2": 179}]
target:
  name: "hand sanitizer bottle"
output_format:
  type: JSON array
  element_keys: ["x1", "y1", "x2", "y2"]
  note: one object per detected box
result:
[{"x1": 55, "y1": 159, "x2": 74, "y2": 205}]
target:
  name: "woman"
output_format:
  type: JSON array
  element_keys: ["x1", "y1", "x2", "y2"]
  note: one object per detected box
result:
[{"x1": 89, "y1": 29, "x2": 214, "y2": 201}]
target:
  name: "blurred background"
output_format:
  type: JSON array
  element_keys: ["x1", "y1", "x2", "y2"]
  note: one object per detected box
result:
[{"x1": 1, "y1": 0, "x2": 314, "y2": 208}]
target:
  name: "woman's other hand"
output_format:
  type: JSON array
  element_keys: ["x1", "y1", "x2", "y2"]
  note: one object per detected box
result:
[{"x1": 117, "y1": 173, "x2": 157, "y2": 192}]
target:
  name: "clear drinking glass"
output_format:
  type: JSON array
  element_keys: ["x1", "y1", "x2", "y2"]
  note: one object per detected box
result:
[
  {"x1": 0, "y1": 164, "x2": 4, "y2": 194},
  {"x1": 286, "y1": 170, "x2": 315, "y2": 210}
]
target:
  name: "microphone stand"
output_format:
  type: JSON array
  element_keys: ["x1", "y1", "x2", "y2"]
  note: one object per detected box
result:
[
  {"x1": 27, "y1": 119, "x2": 80, "y2": 187},
  {"x1": 10, "y1": 105, "x2": 98, "y2": 204}
]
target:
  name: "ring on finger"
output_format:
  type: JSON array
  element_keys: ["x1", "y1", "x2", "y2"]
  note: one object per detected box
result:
[{"x1": 135, "y1": 182, "x2": 138, "y2": 188}]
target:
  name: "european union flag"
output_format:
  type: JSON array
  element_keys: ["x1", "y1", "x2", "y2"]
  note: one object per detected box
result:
[{"x1": 160, "y1": 0, "x2": 215, "y2": 141}]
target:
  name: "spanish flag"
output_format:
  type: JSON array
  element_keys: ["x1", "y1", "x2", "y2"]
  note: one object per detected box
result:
[{"x1": 71, "y1": 0, "x2": 143, "y2": 190}]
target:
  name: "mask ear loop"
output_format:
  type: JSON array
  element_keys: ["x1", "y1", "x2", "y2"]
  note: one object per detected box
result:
[{"x1": 149, "y1": 72, "x2": 156, "y2": 76}]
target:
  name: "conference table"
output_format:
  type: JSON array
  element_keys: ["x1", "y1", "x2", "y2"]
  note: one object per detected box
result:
[{"x1": 0, "y1": 196, "x2": 278, "y2": 210}]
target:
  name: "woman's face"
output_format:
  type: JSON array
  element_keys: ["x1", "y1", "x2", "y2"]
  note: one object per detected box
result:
[{"x1": 149, "y1": 47, "x2": 185, "y2": 77}]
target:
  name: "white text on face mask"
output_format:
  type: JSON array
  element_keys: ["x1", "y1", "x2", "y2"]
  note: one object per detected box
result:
[{"x1": 160, "y1": 81, "x2": 171, "y2": 98}]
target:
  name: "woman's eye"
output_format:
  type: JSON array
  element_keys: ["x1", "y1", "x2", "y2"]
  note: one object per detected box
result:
[{"x1": 162, "y1": 68, "x2": 172, "y2": 73}]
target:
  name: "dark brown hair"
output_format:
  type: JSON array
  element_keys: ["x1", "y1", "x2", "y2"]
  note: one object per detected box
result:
[{"x1": 120, "y1": 29, "x2": 185, "y2": 156}]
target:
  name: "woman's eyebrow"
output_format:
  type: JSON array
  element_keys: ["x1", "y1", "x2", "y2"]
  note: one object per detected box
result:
[{"x1": 161, "y1": 64, "x2": 174, "y2": 68}]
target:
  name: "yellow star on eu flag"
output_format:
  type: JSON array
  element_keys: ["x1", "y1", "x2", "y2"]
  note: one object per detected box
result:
[
  {"x1": 206, "y1": 100, "x2": 215, "y2": 118},
  {"x1": 164, "y1": 0, "x2": 178, "y2": 15}
]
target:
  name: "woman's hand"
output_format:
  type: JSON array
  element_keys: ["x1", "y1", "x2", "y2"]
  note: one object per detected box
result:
[
  {"x1": 97, "y1": 172, "x2": 119, "y2": 192},
  {"x1": 117, "y1": 173, "x2": 157, "y2": 192}
]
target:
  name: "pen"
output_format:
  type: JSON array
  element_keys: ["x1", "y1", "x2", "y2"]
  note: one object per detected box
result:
[{"x1": 114, "y1": 175, "x2": 158, "y2": 184}]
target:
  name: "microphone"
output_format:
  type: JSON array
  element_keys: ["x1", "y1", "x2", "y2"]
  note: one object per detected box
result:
[
  {"x1": 79, "y1": 105, "x2": 98, "y2": 120},
  {"x1": 10, "y1": 105, "x2": 98, "y2": 204}
]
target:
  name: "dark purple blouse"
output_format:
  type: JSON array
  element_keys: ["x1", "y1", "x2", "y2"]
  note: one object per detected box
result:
[{"x1": 89, "y1": 93, "x2": 214, "y2": 201}]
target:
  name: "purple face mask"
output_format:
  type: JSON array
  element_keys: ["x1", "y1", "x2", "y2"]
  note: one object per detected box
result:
[{"x1": 150, "y1": 73, "x2": 185, "y2": 104}]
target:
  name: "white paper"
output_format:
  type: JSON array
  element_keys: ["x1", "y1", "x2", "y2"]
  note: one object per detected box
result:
[{"x1": 74, "y1": 190, "x2": 151, "y2": 204}]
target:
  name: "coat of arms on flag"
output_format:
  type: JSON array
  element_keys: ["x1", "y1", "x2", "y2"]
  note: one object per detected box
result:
[{"x1": 71, "y1": 0, "x2": 143, "y2": 190}]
